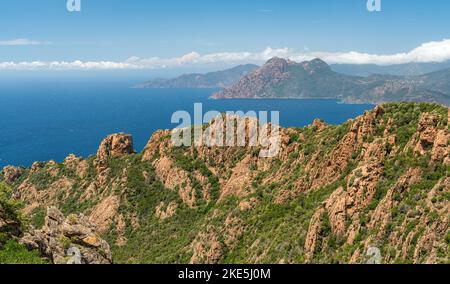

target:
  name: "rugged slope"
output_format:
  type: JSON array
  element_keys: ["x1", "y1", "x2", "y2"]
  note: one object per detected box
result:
[
  {"x1": 1, "y1": 103, "x2": 449, "y2": 264},
  {"x1": 213, "y1": 58, "x2": 450, "y2": 106},
  {"x1": 0, "y1": 182, "x2": 112, "y2": 264},
  {"x1": 135, "y1": 64, "x2": 258, "y2": 89},
  {"x1": 0, "y1": 182, "x2": 46, "y2": 264}
]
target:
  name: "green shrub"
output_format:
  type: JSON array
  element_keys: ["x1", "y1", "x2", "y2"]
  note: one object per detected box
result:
[
  {"x1": 30, "y1": 207, "x2": 46, "y2": 229},
  {"x1": 0, "y1": 240, "x2": 48, "y2": 264}
]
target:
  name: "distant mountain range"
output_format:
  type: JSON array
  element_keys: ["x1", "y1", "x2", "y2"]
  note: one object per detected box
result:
[
  {"x1": 212, "y1": 57, "x2": 450, "y2": 106},
  {"x1": 135, "y1": 58, "x2": 450, "y2": 106},
  {"x1": 135, "y1": 64, "x2": 258, "y2": 89},
  {"x1": 331, "y1": 61, "x2": 450, "y2": 77}
]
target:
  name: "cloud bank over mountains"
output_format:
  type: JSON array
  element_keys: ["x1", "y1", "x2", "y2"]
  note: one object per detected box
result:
[{"x1": 1, "y1": 38, "x2": 450, "y2": 70}]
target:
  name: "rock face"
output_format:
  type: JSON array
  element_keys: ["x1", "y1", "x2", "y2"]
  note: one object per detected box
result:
[
  {"x1": 95, "y1": 133, "x2": 134, "y2": 172},
  {"x1": 2, "y1": 166, "x2": 24, "y2": 184},
  {"x1": 155, "y1": 201, "x2": 177, "y2": 220},
  {"x1": 88, "y1": 195, "x2": 120, "y2": 233},
  {"x1": 63, "y1": 154, "x2": 88, "y2": 178},
  {"x1": 21, "y1": 207, "x2": 112, "y2": 264},
  {"x1": 213, "y1": 57, "x2": 450, "y2": 106},
  {"x1": 142, "y1": 130, "x2": 172, "y2": 161},
  {"x1": 153, "y1": 156, "x2": 197, "y2": 208}
]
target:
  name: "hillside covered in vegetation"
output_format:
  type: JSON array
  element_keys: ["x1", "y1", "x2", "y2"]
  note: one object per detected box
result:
[{"x1": 1, "y1": 102, "x2": 449, "y2": 264}]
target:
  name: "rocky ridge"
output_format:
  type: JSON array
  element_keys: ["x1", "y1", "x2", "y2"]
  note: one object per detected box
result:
[{"x1": 1, "y1": 102, "x2": 449, "y2": 264}]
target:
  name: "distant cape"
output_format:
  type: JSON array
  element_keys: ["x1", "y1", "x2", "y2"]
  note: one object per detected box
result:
[{"x1": 134, "y1": 64, "x2": 258, "y2": 89}]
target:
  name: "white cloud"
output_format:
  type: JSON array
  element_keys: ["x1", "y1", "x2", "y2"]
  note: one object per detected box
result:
[
  {"x1": 0, "y1": 60, "x2": 134, "y2": 70},
  {"x1": 302, "y1": 38, "x2": 450, "y2": 65},
  {"x1": 0, "y1": 47, "x2": 292, "y2": 70},
  {"x1": 0, "y1": 38, "x2": 48, "y2": 46},
  {"x1": 1, "y1": 38, "x2": 450, "y2": 70}
]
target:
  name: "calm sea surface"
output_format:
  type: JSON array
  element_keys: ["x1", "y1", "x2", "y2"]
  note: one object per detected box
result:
[{"x1": 0, "y1": 79, "x2": 374, "y2": 168}]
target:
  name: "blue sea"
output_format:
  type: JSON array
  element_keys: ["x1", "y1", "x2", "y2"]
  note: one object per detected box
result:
[{"x1": 0, "y1": 79, "x2": 374, "y2": 168}]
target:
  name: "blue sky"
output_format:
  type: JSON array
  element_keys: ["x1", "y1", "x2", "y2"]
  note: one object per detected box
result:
[{"x1": 1, "y1": 0, "x2": 450, "y2": 74}]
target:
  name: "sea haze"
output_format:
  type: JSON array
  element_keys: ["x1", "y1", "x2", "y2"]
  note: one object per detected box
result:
[{"x1": 0, "y1": 79, "x2": 374, "y2": 168}]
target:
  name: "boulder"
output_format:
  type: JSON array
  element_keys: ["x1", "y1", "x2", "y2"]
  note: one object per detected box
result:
[
  {"x1": 2, "y1": 166, "x2": 24, "y2": 184},
  {"x1": 21, "y1": 207, "x2": 113, "y2": 264}
]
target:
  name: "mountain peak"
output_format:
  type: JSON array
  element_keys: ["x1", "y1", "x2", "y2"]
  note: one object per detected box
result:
[
  {"x1": 264, "y1": 57, "x2": 291, "y2": 68},
  {"x1": 264, "y1": 57, "x2": 331, "y2": 72},
  {"x1": 302, "y1": 58, "x2": 331, "y2": 73},
  {"x1": 310, "y1": 58, "x2": 327, "y2": 64},
  {"x1": 266, "y1": 56, "x2": 288, "y2": 63}
]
